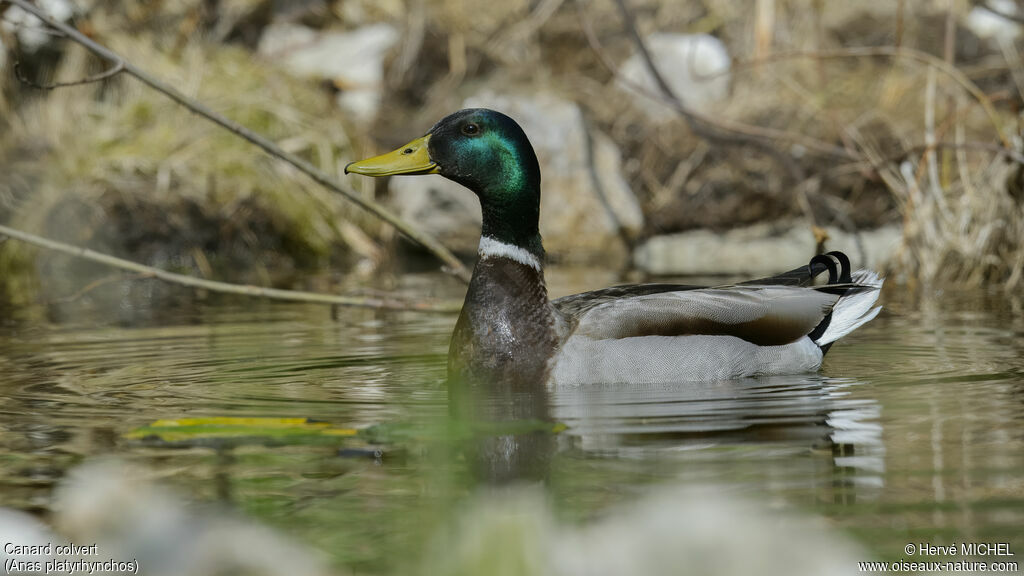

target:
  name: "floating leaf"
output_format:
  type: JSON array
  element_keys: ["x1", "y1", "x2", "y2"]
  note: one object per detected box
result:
[
  {"x1": 125, "y1": 416, "x2": 568, "y2": 450},
  {"x1": 125, "y1": 417, "x2": 360, "y2": 447}
]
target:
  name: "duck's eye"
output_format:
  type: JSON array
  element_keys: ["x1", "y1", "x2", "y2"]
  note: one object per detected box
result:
[{"x1": 461, "y1": 123, "x2": 480, "y2": 136}]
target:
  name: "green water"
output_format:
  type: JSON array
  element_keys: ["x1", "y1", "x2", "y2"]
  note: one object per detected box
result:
[{"x1": 1, "y1": 269, "x2": 1022, "y2": 573}]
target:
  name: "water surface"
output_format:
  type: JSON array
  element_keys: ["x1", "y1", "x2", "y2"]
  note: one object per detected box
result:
[{"x1": 0, "y1": 270, "x2": 1022, "y2": 572}]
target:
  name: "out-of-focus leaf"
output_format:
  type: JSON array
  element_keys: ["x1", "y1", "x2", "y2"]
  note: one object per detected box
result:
[{"x1": 124, "y1": 417, "x2": 360, "y2": 447}]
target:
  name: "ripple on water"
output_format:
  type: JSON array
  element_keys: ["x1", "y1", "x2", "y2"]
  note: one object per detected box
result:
[{"x1": 0, "y1": 287, "x2": 1022, "y2": 566}]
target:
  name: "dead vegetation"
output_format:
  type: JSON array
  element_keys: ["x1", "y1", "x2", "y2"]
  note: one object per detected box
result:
[
  {"x1": 1, "y1": 22, "x2": 377, "y2": 305},
  {"x1": 2, "y1": 0, "x2": 1023, "y2": 304}
]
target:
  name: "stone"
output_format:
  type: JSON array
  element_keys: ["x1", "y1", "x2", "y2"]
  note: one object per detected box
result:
[
  {"x1": 53, "y1": 459, "x2": 333, "y2": 576},
  {"x1": 0, "y1": 508, "x2": 57, "y2": 572},
  {"x1": 0, "y1": 0, "x2": 74, "y2": 52},
  {"x1": 389, "y1": 91, "x2": 644, "y2": 260},
  {"x1": 617, "y1": 33, "x2": 731, "y2": 122},
  {"x1": 966, "y1": 0, "x2": 1021, "y2": 42},
  {"x1": 633, "y1": 221, "x2": 901, "y2": 276},
  {"x1": 258, "y1": 23, "x2": 398, "y2": 119},
  {"x1": 432, "y1": 485, "x2": 865, "y2": 576}
]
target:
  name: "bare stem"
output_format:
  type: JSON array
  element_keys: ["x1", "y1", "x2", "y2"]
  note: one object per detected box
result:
[
  {"x1": 0, "y1": 224, "x2": 462, "y2": 313},
  {"x1": 3, "y1": 0, "x2": 472, "y2": 283},
  {"x1": 726, "y1": 46, "x2": 1010, "y2": 148},
  {"x1": 13, "y1": 57, "x2": 125, "y2": 89},
  {"x1": 577, "y1": 0, "x2": 850, "y2": 161}
]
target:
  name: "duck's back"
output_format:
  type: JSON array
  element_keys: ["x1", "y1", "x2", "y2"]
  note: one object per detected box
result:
[{"x1": 548, "y1": 267, "x2": 883, "y2": 385}]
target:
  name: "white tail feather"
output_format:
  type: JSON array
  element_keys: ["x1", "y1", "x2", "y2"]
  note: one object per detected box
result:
[{"x1": 815, "y1": 270, "x2": 883, "y2": 346}]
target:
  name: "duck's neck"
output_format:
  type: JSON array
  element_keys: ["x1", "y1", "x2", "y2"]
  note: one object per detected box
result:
[
  {"x1": 477, "y1": 237, "x2": 543, "y2": 273},
  {"x1": 474, "y1": 155, "x2": 544, "y2": 262},
  {"x1": 448, "y1": 185, "x2": 558, "y2": 385}
]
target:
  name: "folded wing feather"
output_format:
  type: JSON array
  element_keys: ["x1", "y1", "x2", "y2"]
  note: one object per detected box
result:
[{"x1": 563, "y1": 286, "x2": 841, "y2": 346}]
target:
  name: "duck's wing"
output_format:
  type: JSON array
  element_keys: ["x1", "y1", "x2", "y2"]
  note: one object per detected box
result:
[
  {"x1": 551, "y1": 257, "x2": 838, "y2": 318},
  {"x1": 553, "y1": 283, "x2": 875, "y2": 347},
  {"x1": 739, "y1": 259, "x2": 832, "y2": 287},
  {"x1": 552, "y1": 283, "x2": 704, "y2": 317}
]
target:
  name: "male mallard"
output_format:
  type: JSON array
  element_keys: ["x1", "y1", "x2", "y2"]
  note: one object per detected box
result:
[{"x1": 346, "y1": 109, "x2": 882, "y2": 386}]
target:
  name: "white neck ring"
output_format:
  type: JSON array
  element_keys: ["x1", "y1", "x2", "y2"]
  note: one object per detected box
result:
[{"x1": 477, "y1": 236, "x2": 541, "y2": 271}]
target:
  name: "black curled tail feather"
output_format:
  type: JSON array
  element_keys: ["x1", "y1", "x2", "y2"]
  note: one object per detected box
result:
[
  {"x1": 807, "y1": 251, "x2": 855, "y2": 353},
  {"x1": 826, "y1": 251, "x2": 853, "y2": 283},
  {"x1": 808, "y1": 252, "x2": 884, "y2": 354}
]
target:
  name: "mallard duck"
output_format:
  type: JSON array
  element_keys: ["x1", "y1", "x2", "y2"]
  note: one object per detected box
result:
[{"x1": 346, "y1": 109, "x2": 882, "y2": 386}]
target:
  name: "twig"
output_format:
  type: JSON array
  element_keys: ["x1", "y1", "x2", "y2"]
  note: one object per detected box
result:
[
  {"x1": 754, "y1": 0, "x2": 775, "y2": 60},
  {"x1": 610, "y1": 0, "x2": 801, "y2": 180},
  {"x1": 943, "y1": 0, "x2": 956, "y2": 65},
  {"x1": 880, "y1": 140, "x2": 1024, "y2": 165},
  {"x1": 13, "y1": 58, "x2": 124, "y2": 90},
  {"x1": 895, "y1": 0, "x2": 905, "y2": 48},
  {"x1": 714, "y1": 46, "x2": 1011, "y2": 148},
  {"x1": 650, "y1": 141, "x2": 708, "y2": 211},
  {"x1": 576, "y1": 0, "x2": 851, "y2": 161},
  {"x1": 955, "y1": 111, "x2": 977, "y2": 203},
  {"x1": 54, "y1": 271, "x2": 149, "y2": 304},
  {"x1": 0, "y1": 223, "x2": 462, "y2": 312},
  {"x1": 487, "y1": 0, "x2": 564, "y2": 63},
  {"x1": 923, "y1": 66, "x2": 952, "y2": 221},
  {"x1": 981, "y1": 0, "x2": 1024, "y2": 25},
  {"x1": 997, "y1": 34, "x2": 1024, "y2": 104},
  {"x1": 613, "y1": 0, "x2": 808, "y2": 183},
  {"x1": 387, "y1": 0, "x2": 426, "y2": 87},
  {"x1": 0, "y1": 13, "x2": 65, "y2": 36},
  {"x1": 3, "y1": 0, "x2": 472, "y2": 283},
  {"x1": 579, "y1": 112, "x2": 633, "y2": 253}
]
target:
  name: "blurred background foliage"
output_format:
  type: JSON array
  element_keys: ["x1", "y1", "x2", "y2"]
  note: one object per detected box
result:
[{"x1": 1, "y1": 0, "x2": 1023, "y2": 308}]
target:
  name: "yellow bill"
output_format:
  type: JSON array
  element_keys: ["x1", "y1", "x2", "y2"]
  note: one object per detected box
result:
[{"x1": 345, "y1": 134, "x2": 439, "y2": 176}]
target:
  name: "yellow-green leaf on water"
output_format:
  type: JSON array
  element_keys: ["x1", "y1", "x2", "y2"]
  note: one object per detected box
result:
[
  {"x1": 125, "y1": 417, "x2": 359, "y2": 446},
  {"x1": 125, "y1": 417, "x2": 568, "y2": 449}
]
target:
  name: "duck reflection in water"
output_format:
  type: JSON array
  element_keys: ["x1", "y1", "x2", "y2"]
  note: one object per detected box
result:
[
  {"x1": 448, "y1": 370, "x2": 884, "y2": 498},
  {"x1": 447, "y1": 371, "x2": 556, "y2": 485}
]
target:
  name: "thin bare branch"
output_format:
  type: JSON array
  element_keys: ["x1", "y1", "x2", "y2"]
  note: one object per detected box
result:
[
  {"x1": 0, "y1": 223, "x2": 462, "y2": 313},
  {"x1": 3, "y1": 0, "x2": 472, "y2": 283},
  {"x1": 576, "y1": 0, "x2": 852, "y2": 161},
  {"x1": 981, "y1": 0, "x2": 1024, "y2": 24},
  {"x1": 54, "y1": 272, "x2": 148, "y2": 304},
  {"x1": 865, "y1": 140, "x2": 1024, "y2": 167},
  {"x1": 614, "y1": 0, "x2": 808, "y2": 181},
  {"x1": 924, "y1": 67, "x2": 946, "y2": 216},
  {"x1": 13, "y1": 58, "x2": 124, "y2": 90},
  {"x1": 1, "y1": 23, "x2": 63, "y2": 38},
  {"x1": 719, "y1": 46, "x2": 1011, "y2": 148}
]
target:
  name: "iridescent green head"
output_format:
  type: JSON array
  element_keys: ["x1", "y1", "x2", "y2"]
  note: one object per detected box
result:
[{"x1": 346, "y1": 109, "x2": 543, "y2": 257}]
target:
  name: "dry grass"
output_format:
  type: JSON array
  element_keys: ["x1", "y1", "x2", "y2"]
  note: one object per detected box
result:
[
  {"x1": 0, "y1": 28, "x2": 377, "y2": 305},
  {"x1": 2, "y1": 0, "x2": 1023, "y2": 299},
  {"x1": 552, "y1": 0, "x2": 1024, "y2": 289}
]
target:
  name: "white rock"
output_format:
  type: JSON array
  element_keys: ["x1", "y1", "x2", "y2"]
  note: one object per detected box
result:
[
  {"x1": 1, "y1": 0, "x2": 74, "y2": 52},
  {"x1": 431, "y1": 485, "x2": 865, "y2": 576},
  {"x1": 633, "y1": 221, "x2": 902, "y2": 276},
  {"x1": 390, "y1": 92, "x2": 644, "y2": 259},
  {"x1": 259, "y1": 23, "x2": 398, "y2": 119},
  {"x1": 53, "y1": 459, "x2": 333, "y2": 576},
  {"x1": 618, "y1": 33, "x2": 731, "y2": 121},
  {"x1": 966, "y1": 0, "x2": 1021, "y2": 41},
  {"x1": 256, "y1": 22, "x2": 318, "y2": 56},
  {"x1": 0, "y1": 508, "x2": 57, "y2": 574}
]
